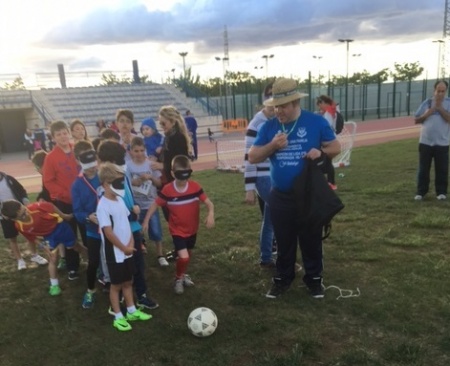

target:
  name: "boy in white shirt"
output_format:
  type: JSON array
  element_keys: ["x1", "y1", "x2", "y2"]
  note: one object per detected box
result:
[{"x1": 96, "y1": 162, "x2": 152, "y2": 332}]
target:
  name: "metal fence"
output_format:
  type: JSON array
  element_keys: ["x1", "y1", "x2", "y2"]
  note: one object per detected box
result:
[{"x1": 180, "y1": 78, "x2": 443, "y2": 122}]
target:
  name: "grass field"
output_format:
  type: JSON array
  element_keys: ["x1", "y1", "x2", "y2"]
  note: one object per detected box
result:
[{"x1": 1, "y1": 138, "x2": 450, "y2": 366}]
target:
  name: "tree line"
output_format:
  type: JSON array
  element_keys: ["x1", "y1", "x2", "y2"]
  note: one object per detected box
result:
[{"x1": 2, "y1": 61, "x2": 425, "y2": 96}]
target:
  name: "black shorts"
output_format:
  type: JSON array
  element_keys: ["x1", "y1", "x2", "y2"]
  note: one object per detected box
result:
[
  {"x1": 107, "y1": 257, "x2": 135, "y2": 285},
  {"x1": 0, "y1": 219, "x2": 18, "y2": 239},
  {"x1": 172, "y1": 234, "x2": 197, "y2": 252}
]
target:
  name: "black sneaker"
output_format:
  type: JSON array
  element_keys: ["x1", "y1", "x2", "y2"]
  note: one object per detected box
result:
[
  {"x1": 260, "y1": 261, "x2": 276, "y2": 269},
  {"x1": 306, "y1": 277, "x2": 324, "y2": 299},
  {"x1": 68, "y1": 271, "x2": 79, "y2": 281},
  {"x1": 165, "y1": 250, "x2": 178, "y2": 262},
  {"x1": 137, "y1": 294, "x2": 159, "y2": 310},
  {"x1": 265, "y1": 279, "x2": 290, "y2": 299},
  {"x1": 102, "y1": 282, "x2": 111, "y2": 293}
]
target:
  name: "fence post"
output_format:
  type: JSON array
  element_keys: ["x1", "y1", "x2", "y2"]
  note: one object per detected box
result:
[
  {"x1": 377, "y1": 76, "x2": 381, "y2": 119},
  {"x1": 307, "y1": 71, "x2": 313, "y2": 111},
  {"x1": 392, "y1": 78, "x2": 397, "y2": 118},
  {"x1": 407, "y1": 79, "x2": 411, "y2": 116},
  {"x1": 232, "y1": 84, "x2": 236, "y2": 119}
]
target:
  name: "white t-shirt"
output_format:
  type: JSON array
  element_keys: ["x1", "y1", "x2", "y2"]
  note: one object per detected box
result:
[
  {"x1": 126, "y1": 159, "x2": 161, "y2": 209},
  {"x1": 96, "y1": 195, "x2": 132, "y2": 263},
  {"x1": 0, "y1": 178, "x2": 15, "y2": 202}
]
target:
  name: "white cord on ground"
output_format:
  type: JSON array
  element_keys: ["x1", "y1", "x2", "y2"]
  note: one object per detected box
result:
[{"x1": 324, "y1": 285, "x2": 361, "y2": 300}]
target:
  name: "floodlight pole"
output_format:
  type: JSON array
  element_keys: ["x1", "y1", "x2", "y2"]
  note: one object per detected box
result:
[
  {"x1": 338, "y1": 39, "x2": 354, "y2": 121},
  {"x1": 262, "y1": 54, "x2": 274, "y2": 79},
  {"x1": 433, "y1": 40, "x2": 445, "y2": 79},
  {"x1": 179, "y1": 52, "x2": 188, "y2": 79}
]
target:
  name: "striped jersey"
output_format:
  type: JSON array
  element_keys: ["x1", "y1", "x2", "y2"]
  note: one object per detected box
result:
[
  {"x1": 244, "y1": 110, "x2": 271, "y2": 191},
  {"x1": 156, "y1": 180, "x2": 207, "y2": 238}
]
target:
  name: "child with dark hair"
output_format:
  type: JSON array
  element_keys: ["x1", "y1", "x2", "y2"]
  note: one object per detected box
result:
[
  {"x1": 127, "y1": 136, "x2": 168, "y2": 266},
  {"x1": 70, "y1": 119, "x2": 89, "y2": 143},
  {"x1": 100, "y1": 129, "x2": 120, "y2": 142},
  {"x1": 142, "y1": 155, "x2": 215, "y2": 295},
  {"x1": 0, "y1": 172, "x2": 48, "y2": 270},
  {"x1": 42, "y1": 120, "x2": 81, "y2": 280},
  {"x1": 91, "y1": 137, "x2": 104, "y2": 152},
  {"x1": 1, "y1": 199, "x2": 74, "y2": 295}
]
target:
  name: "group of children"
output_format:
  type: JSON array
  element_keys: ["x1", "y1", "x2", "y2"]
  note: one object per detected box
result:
[{"x1": 1, "y1": 108, "x2": 215, "y2": 332}]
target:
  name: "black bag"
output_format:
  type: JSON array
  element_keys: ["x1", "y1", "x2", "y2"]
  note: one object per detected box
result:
[
  {"x1": 335, "y1": 112, "x2": 344, "y2": 135},
  {"x1": 292, "y1": 159, "x2": 345, "y2": 237}
]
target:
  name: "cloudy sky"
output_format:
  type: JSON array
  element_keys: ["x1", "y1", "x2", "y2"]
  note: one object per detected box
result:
[{"x1": 0, "y1": 0, "x2": 446, "y2": 88}]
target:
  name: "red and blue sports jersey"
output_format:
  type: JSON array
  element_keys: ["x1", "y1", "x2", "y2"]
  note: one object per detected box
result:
[
  {"x1": 15, "y1": 201, "x2": 62, "y2": 241},
  {"x1": 156, "y1": 180, "x2": 207, "y2": 238}
]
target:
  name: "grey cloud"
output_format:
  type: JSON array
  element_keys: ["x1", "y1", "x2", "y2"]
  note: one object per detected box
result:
[
  {"x1": 42, "y1": 0, "x2": 443, "y2": 55},
  {"x1": 69, "y1": 57, "x2": 105, "y2": 70}
]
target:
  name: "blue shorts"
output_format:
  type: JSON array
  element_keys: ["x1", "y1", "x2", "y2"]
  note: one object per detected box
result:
[
  {"x1": 139, "y1": 209, "x2": 163, "y2": 242},
  {"x1": 44, "y1": 221, "x2": 76, "y2": 250}
]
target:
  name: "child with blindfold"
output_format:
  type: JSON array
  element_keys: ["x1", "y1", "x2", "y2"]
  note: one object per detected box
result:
[
  {"x1": 142, "y1": 155, "x2": 215, "y2": 295},
  {"x1": 96, "y1": 162, "x2": 152, "y2": 332}
]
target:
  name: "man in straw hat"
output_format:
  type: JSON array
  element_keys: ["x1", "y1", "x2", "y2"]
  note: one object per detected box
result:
[{"x1": 248, "y1": 77, "x2": 341, "y2": 299}]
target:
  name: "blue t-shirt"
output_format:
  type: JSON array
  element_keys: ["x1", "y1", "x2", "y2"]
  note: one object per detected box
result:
[{"x1": 253, "y1": 110, "x2": 336, "y2": 192}]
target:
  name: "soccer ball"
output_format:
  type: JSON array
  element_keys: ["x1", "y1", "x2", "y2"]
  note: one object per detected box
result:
[{"x1": 187, "y1": 307, "x2": 218, "y2": 337}]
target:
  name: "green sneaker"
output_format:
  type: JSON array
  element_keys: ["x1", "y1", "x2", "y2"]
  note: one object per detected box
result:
[
  {"x1": 113, "y1": 317, "x2": 132, "y2": 332},
  {"x1": 126, "y1": 309, "x2": 152, "y2": 321},
  {"x1": 49, "y1": 285, "x2": 61, "y2": 296},
  {"x1": 82, "y1": 291, "x2": 94, "y2": 309},
  {"x1": 57, "y1": 258, "x2": 66, "y2": 270}
]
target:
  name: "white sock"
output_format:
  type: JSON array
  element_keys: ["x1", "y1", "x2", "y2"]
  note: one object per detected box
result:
[
  {"x1": 127, "y1": 305, "x2": 137, "y2": 314},
  {"x1": 50, "y1": 278, "x2": 59, "y2": 286},
  {"x1": 115, "y1": 313, "x2": 124, "y2": 320}
]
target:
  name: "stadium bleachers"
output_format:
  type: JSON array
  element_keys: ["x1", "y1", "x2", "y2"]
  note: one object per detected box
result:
[
  {"x1": 32, "y1": 83, "x2": 193, "y2": 124},
  {"x1": 0, "y1": 83, "x2": 223, "y2": 138}
]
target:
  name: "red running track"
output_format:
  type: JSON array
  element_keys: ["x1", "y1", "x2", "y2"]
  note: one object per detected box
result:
[{"x1": 0, "y1": 116, "x2": 418, "y2": 193}]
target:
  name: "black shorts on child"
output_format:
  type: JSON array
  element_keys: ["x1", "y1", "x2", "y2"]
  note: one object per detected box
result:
[
  {"x1": 0, "y1": 219, "x2": 18, "y2": 239},
  {"x1": 172, "y1": 234, "x2": 197, "y2": 251},
  {"x1": 108, "y1": 257, "x2": 135, "y2": 285}
]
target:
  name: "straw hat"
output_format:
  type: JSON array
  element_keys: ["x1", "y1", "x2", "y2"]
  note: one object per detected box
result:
[{"x1": 263, "y1": 78, "x2": 308, "y2": 107}]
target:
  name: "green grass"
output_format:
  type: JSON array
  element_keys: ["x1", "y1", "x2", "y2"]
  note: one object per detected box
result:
[{"x1": 1, "y1": 138, "x2": 450, "y2": 366}]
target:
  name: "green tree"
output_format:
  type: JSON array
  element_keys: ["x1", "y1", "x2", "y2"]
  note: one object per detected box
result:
[
  {"x1": 391, "y1": 62, "x2": 424, "y2": 81},
  {"x1": 99, "y1": 72, "x2": 150, "y2": 85},
  {"x1": 3, "y1": 77, "x2": 26, "y2": 90}
]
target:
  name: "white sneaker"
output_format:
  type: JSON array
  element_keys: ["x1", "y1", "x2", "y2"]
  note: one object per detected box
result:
[
  {"x1": 17, "y1": 259, "x2": 27, "y2": 271},
  {"x1": 174, "y1": 279, "x2": 184, "y2": 294},
  {"x1": 437, "y1": 194, "x2": 447, "y2": 200},
  {"x1": 157, "y1": 256, "x2": 169, "y2": 267},
  {"x1": 414, "y1": 195, "x2": 423, "y2": 201},
  {"x1": 183, "y1": 274, "x2": 195, "y2": 287},
  {"x1": 31, "y1": 254, "x2": 48, "y2": 265}
]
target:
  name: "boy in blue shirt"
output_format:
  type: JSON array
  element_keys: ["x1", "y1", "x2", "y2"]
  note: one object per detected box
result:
[{"x1": 71, "y1": 141, "x2": 105, "y2": 309}]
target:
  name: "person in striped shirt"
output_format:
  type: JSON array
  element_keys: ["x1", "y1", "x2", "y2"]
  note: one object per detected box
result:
[{"x1": 244, "y1": 83, "x2": 276, "y2": 268}]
